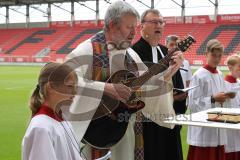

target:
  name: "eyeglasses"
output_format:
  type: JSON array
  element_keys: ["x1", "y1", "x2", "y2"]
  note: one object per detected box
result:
[
  {"x1": 107, "y1": 41, "x2": 131, "y2": 51},
  {"x1": 143, "y1": 20, "x2": 165, "y2": 26}
]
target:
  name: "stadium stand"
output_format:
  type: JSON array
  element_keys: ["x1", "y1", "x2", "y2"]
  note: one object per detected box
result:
[{"x1": 0, "y1": 15, "x2": 240, "y2": 65}]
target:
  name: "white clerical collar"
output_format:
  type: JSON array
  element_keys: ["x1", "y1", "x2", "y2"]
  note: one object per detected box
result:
[
  {"x1": 157, "y1": 46, "x2": 165, "y2": 58},
  {"x1": 151, "y1": 47, "x2": 158, "y2": 63}
]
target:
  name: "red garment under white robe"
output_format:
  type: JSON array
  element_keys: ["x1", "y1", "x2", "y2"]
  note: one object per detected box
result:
[{"x1": 187, "y1": 65, "x2": 228, "y2": 160}]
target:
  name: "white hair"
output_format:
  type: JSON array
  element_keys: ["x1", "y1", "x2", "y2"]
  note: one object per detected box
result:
[{"x1": 104, "y1": 1, "x2": 140, "y2": 32}]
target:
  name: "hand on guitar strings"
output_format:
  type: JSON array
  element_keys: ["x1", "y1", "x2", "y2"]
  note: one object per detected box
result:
[
  {"x1": 104, "y1": 83, "x2": 132, "y2": 103},
  {"x1": 164, "y1": 51, "x2": 184, "y2": 80}
]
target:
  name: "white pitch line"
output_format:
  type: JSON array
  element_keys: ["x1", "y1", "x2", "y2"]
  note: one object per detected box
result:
[{"x1": 5, "y1": 86, "x2": 30, "y2": 90}]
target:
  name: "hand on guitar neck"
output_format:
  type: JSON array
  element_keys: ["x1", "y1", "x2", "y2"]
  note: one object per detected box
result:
[{"x1": 164, "y1": 51, "x2": 184, "y2": 81}]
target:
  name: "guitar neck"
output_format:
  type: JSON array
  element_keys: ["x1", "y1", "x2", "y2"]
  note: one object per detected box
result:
[{"x1": 130, "y1": 49, "x2": 177, "y2": 88}]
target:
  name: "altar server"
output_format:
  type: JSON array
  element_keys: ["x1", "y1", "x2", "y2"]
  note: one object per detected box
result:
[
  {"x1": 187, "y1": 39, "x2": 231, "y2": 160},
  {"x1": 224, "y1": 54, "x2": 240, "y2": 160},
  {"x1": 22, "y1": 62, "x2": 82, "y2": 160}
]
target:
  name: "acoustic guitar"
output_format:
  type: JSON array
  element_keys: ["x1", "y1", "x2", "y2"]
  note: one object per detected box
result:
[{"x1": 83, "y1": 35, "x2": 196, "y2": 149}]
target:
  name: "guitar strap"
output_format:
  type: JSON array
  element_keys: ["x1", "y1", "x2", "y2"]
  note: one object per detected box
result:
[{"x1": 125, "y1": 51, "x2": 139, "y2": 76}]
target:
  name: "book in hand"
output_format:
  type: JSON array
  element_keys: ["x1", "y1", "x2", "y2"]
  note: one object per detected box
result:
[
  {"x1": 225, "y1": 92, "x2": 236, "y2": 99},
  {"x1": 173, "y1": 85, "x2": 199, "y2": 93},
  {"x1": 207, "y1": 111, "x2": 240, "y2": 124},
  {"x1": 224, "y1": 86, "x2": 240, "y2": 98}
]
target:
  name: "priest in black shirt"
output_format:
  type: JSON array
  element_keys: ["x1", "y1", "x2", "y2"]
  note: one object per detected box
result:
[{"x1": 132, "y1": 9, "x2": 184, "y2": 160}]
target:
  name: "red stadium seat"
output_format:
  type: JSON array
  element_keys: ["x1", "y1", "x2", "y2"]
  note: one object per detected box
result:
[{"x1": 0, "y1": 21, "x2": 239, "y2": 64}]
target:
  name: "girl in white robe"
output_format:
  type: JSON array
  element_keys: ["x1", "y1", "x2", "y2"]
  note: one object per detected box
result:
[
  {"x1": 22, "y1": 62, "x2": 82, "y2": 160},
  {"x1": 224, "y1": 54, "x2": 240, "y2": 160},
  {"x1": 187, "y1": 39, "x2": 232, "y2": 160}
]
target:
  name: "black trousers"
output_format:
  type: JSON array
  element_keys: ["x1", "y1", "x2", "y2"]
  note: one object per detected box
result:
[{"x1": 143, "y1": 117, "x2": 183, "y2": 160}]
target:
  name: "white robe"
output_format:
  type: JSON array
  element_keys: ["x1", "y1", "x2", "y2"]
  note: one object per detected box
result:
[
  {"x1": 65, "y1": 38, "x2": 171, "y2": 160},
  {"x1": 141, "y1": 47, "x2": 175, "y2": 129},
  {"x1": 187, "y1": 67, "x2": 227, "y2": 147},
  {"x1": 224, "y1": 79, "x2": 240, "y2": 152},
  {"x1": 180, "y1": 59, "x2": 192, "y2": 88},
  {"x1": 22, "y1": 115, "x2": 82, "y2": 160}
]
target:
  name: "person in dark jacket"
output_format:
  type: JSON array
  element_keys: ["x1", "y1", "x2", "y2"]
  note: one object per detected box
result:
[{"x1": 132, "y1": 9, "x2": 184, "y2": 160}]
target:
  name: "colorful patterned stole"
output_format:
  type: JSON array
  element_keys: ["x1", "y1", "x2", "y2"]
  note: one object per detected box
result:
[
  {"x1": 91, "y1": 31, "x2": 143, "y2": 160},
  {"x1": 126, "y1": 50, "x2": 144, "y2": 160},
  {"x1": 134, "y1": 112, "x2": 144, "y2": 160},
  {"x1": 91, "y1": 31, "x2": 110, "y2": 82},
  {"x1": 91, "y1": 31, "x2": 110, "y2": 159}
]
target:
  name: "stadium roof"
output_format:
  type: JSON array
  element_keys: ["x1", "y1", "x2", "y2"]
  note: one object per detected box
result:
[
  {"x1": 0, "y1": 0, "x2": 95, "y2": 6},
  {"x1": 0, "y1": 0, "x2": 240, "y2": 26}
]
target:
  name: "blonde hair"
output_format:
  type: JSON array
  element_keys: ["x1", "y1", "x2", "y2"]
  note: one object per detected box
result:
[
  {"x1": 30, "y1": 62, "x2": 75, "y2": 117},
  {"x1": 206, "y1": 39, "x2": 224, "y2": 53},
  {"x1": 227, "y1": 54, "x2": 240, "y2": 66}
]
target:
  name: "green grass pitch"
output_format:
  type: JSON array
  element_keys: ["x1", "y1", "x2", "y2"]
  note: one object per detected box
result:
[
  {"x1": 0, "y1": 66, "x2": 229, "y2": 160},
  {"x1": 0, "y1": 66, "x2": 40, "y2": 160}
]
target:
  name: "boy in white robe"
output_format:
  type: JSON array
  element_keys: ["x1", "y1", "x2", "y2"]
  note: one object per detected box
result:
[
  {"x1": 22, "y1": 63, "x2": 82, "y2": 160},
  {"x1": 187, "y1": 39, "x2": 232, "y2": 160},
  {"x1": 224, "y1": 54, "x2": 240, "y2": 160}
]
